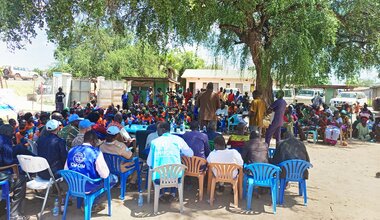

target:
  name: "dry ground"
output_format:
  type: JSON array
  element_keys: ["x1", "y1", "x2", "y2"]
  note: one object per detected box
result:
[{"x1": 5, "y1": 139, "x2": 377, "y2": 220}]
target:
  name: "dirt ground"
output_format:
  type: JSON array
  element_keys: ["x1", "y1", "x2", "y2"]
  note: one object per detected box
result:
[{"x1": 5, "y1": 139, "x2": 375, "y2": 220}]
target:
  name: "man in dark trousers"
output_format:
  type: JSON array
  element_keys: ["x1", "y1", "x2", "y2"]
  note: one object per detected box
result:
[{"x1": 55, "y1": 87, "x2": 66, "y2": 112}]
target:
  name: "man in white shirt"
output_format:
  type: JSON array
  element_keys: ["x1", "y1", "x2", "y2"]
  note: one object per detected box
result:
[
  {"x1": 145, "y1": 122, "x2": 161, "y2": 149},
  {"x1": 215, "y1": 102, "x2": 228, "y2": 117},
  {"x1": 207, "y1": 134, "x2": 243, "y2": 193}
]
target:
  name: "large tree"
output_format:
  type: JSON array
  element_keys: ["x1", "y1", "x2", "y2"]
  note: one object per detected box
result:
[{"x1": 1, "y1": 0, "x2": 379, "y2": 103}]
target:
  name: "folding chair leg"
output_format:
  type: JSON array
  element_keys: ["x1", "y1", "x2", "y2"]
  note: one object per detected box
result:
[
  {"x1": 178, "y1": 183, "x2": 184, "y2": 213},
  {"x1": 154, "y1": 185, "x2": 160, "y2": 214},
  {"x1": 39, "y1": 184, "x2": 51, "y2": 219}
]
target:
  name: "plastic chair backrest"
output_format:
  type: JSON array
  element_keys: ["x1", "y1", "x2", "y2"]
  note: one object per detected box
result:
[
  {"x1": 278, "y1": 159, "x2": 313, "y2": 181},
  {"x1": 229, "y1": 114, "x2": 241, "y2": 125},
  {"x1": 181, "y1": 156, "x2": 207, "y2": 175},
  {"x1": 17, "y1": 155, "x2": 50, "y2": 173},
  {"x1": 103, "y1": 153, "x2": 136, "y2": 174},
  {"x1": 153, "y1": 164, "x2": 187, "y2": 187},
  {"x1": 244, "y1": 163, "x2": 281, "y2": 185},
  {"x1": 208, "y1": 163, "x2": 242, "y2": 180},
  {"x1": 58, "y1": 170, "x2": 102, "y2": 195}
]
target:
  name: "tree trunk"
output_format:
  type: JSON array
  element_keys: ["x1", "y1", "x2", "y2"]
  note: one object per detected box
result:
[{"x1": 249, "y1": 43, "x2": 273, "y2": 106}]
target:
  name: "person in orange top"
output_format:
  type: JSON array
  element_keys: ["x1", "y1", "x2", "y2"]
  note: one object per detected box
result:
[
  {"x1": 249, "y1": 90, "x2": 267, "y2": 138},
  {"x1": 142, "y1": 113, "x2": 153, "y2": 124},
  {"x1": 15, "y1": 119, "x2": 33, "y2": 146}
]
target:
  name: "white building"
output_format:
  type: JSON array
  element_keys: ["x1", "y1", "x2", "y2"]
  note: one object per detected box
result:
[{"x1": 182, "y1": 69, "x2": 255, "y2": 94}]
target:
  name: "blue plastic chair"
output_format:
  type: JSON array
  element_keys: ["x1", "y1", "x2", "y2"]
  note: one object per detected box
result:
[
  {"x1": 58, "y1": 170, "x2": 112, "y2": 220},
  {"x1": 103, "y1": 154, "x2": 141, "y2": 200},
  {"x1": 268, "y1": 148, "x2": 276, "y2": 159},
  {"x1": 227, "y1": 114, "x2": 241, "y2": 133},
  {"x1": 0, "y1": 179, "x2": 10, "y2": 220},
  {"x1": 278, "y1": 160, "x2": 313, "y2": 206},
  {"x1": 243, "y1": 163, "x2": 281, "y2": 213}
]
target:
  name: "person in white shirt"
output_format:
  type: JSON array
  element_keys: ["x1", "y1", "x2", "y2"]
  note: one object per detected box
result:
[
  {"x1": 215, "y1": 102, "x2": 229, "y2": 117},
  {"x1": 207, "y1": 134, "x2": 243, "y2": 193}
]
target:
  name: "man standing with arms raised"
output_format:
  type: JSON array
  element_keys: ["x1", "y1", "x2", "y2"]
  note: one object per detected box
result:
[
  {"x1": 265, "y1": 90, "x2": 287, "y2": 146},
  {"x1": 196, "y1": 82, "x2": 220, "y2": 128}
]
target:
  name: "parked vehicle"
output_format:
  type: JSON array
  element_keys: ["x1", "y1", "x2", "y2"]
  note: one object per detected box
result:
[
  {"x1": 273, "y1": 88, "x2": 295, "y2": 105},
  {"x1": 295, "y1": 88, "x2": 325, "y2": 105},
  {"x1": 330, "y1": 91, "x2": 367, "y2": 107},
  {"x1": 2, "y1": 66, "x2": 39, "y2": 80}
]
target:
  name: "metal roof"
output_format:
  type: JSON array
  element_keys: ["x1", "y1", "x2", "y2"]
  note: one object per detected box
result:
[{"x1": 182, "y1": 69, "x2": 255, "y2": 79}]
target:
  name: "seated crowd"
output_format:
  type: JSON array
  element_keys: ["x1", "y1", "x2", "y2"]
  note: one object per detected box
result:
[{"x1": 0, "y1": 85, "x2": 378, "y2": 219}]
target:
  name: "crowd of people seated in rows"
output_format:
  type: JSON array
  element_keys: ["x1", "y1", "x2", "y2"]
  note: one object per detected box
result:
[{"x1": 0, "y1": 84, "x2": 379, "y2": 219}]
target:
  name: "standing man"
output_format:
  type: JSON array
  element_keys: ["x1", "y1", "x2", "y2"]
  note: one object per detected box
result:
[
  {"x1": 55, "y1": 87, "x2": 66, "y2": 112},
  {"x1": 265, "y1": 90, "x2": 287, "y2": 146},
  {"x1": 121, "y1": 90, "x2": 129, "y2": 110},
  {"x1": 196, "y1": 82, "x2": 220, "y2": 128},
  {"x1": 249, "y1": 90, "x2": 266, "y2": 137}
]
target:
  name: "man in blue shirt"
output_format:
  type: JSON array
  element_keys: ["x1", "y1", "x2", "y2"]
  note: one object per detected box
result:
[
  {"x1": 147, "y1": 122, "x2": 193, "y2": 200},
  {"x1": 182, "y1": 121, "x2": 210, "y2": 159},
  {"x1": 65, "y1": 130, "x2": 117, "y2": 212},
  {"x1": 121, "y1": 90, "x2": 129, "y2": 110},
  {"x1": 36, "y1": 119, "x2": 67, "y2": 180}
]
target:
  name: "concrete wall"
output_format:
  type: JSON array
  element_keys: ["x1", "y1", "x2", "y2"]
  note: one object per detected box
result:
[
  {"x1": 97, "y1": 80, "x2": 125, "y2": 107},
  {"x1": 185, "y1": 77, "x2": 254, "y2": 94},
  {"x1": 70, "y1": 79, "x2": 91, "y2": 105}
]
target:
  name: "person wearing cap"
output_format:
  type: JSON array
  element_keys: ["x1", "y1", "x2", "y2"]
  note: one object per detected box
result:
[
  {"x1": 36, "y1": 119, "x2": 67, "y2": 180},
  {"x1": 107, "y1": 112, "x2": 135, "y2": 145},
  {"x1": 72, "y1": 119, "x2": 94, "y2": 147},
  {"x1": 99, "y1": 126, "x2": 133, "y2": 162},
  {"x1": 65, "y1": 130, "x2": 118, "y2": 213},
  {"x1": 99, "y1": 126, "x2": 137, "y2": 188},
  {"x1": 59, "y1": 114, "x2": 83, "y2": 150}
]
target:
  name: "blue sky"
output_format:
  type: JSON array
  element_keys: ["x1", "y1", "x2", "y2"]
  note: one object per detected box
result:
[{"x1": 0, "y1": 29, "x2": 378, "y2": 84}]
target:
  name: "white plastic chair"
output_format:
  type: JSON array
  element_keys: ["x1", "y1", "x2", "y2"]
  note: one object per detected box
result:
[
  {"x1": 17, "y1": 155, "x2": 62, "y2": 219},
  {"x1": 148, "y1": 164, "x2": 187, "y2": 214},
  {"x1": 27, "y1": 139, "x2": 38, "y2": 154}
]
